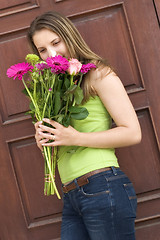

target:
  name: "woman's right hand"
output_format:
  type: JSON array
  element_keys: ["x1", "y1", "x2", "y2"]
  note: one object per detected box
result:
[{"x1": 34, "y1": 121, "x2": 50, "y2": 151}]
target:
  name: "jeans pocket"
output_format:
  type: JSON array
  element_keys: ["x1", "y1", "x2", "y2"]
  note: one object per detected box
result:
[
  {"x1": 123, "y1": 182, "x2": 137, "y2": 216},
  {"x1": 80, "y1": 176, "x2": 110, "y2": 197},
  {"x1": 80, "y1": 186, "x2": 110, "y2": 197}
]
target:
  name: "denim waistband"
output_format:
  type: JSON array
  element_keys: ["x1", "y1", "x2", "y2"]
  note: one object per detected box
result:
[{"x1": 62, "y1": 167, "x2": 125, "y2": 188}]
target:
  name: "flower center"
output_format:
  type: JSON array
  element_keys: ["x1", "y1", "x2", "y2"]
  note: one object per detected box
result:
[{"x1": 54, "y1": 61, "x2": 61, "y2": 66}]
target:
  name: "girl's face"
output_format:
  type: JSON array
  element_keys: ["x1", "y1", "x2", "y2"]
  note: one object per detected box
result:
[{"x1": 33, "y1": 28, "x2": 70, "y2": 61}]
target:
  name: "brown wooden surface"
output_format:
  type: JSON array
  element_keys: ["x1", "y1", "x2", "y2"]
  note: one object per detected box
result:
[
  {"x1": 154, "y1": 0, "x2": 160, "y2": 23},
  {"x1": 0, "y1": 0, "x2": 160, "y2": 239}
]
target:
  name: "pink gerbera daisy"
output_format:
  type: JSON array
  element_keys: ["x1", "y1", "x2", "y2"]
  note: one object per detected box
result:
[
  {"x1": 80, "y1": 63, "x2": 96, "y2": 74},
  {"x1": 46, "y1": 55, "x2": 69, "y2": 74},
  {"x1": 35, "y1": 62, "x2": 49, "y2": 71},
  {"x1": 7, "y1": 62, "x2": 34, "y2": 80}
]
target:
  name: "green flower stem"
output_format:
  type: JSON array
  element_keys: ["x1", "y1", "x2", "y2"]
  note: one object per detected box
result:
[
  {"x1": 51, "y1": 147, "x2": 56, "y2": 194},
  {"x1": 43, "y1": 146, "x2": 60, "y2": 199},
  {"x1": 22, "y1": 78, "x2": 41, "y2": 120},
  {"x1": 64, "y1": 96, "x2": 69, "y2": 118},
  {"x1": 42, "y1": 92, "x2": 51, "y2": 120},
  {"x1": 72, "y1": 98, "x2": 76, "y2": 107},
  {"x1": 44, "y1": 161, "x2": 47, "y2": 195},
  {"x1": 40, "y1": 73, "x2": 48, "y2": 93},
  {"x1": 42, "y1": 75, "x2": 55, "y2": 119},
  {"x1": 64, "y1": 75, "x2": 74, "y2": 117},
  {"x1": 46, "y1": 147, "x2": 50, "y2": 195},
  {"x1": 47, "y1": 146, "x2": 53, "y2": 195},
  {"x1": 33, "y1": 81, "x2": 36, "y2": 100},
  {"x1": 52, "y1": 146, "x2": 57, "y2": 194},
  {"x1": 57, "y1": 77, "x2": 63, "y2": 91},
  {"x1": 40, "y1": 74, "x2": 44, "y2": 98},
  {"x1": 41, "y1": 81, "x2": 48, "y2": 92},
  {"x1": 78, "y1": 74, "x2": 83, "y2": 87},
  {"x1": 53, "y1": 146, "x2": 57, "y2": 175},
  {"x1": 70, "y1": 75, "x2": 74, "y2": 85}
]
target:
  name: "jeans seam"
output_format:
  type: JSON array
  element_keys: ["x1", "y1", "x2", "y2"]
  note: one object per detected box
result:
[
  {"x1": 123, "y1": 183, "x2": 137, "y2": 216},
  {"x1": 106, "y1": 178, "x2": 117, "y2": 240}
]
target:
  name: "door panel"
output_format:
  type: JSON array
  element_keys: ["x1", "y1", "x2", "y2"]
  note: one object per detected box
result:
[
  {"x1": 154, "y1": 0, "x2": 160, "y2": 24},
  {"x1": 0, "y1": 0, "x2": 160, "y2": 239}
]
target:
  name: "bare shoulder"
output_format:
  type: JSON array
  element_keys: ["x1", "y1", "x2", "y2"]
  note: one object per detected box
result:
[
  {"x1": 89, "y1": 65, "x2": 122, "y2": 94},
  {"x1": 89, "y1": 65, "x2": 112, "y2": 80}
]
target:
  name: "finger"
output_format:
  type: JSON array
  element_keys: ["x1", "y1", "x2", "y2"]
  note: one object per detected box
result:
[
  {"x1": 37, "y1": 126, "x2": 46, "y2": 134},
  {"x1": 35, "y1": 133, "x2": 41, "y2": 141},
  {"x1": 35, "y1": 130, "x2": 44, "y2": 140},
  {"x1": 42, "y1": 141, "x2": 59, "y2": 147},
  {"x1": 35, "y1": 134, "x2": 45, "y2": 141},
  {"x1": 37, "y1": 138, "x2": 49, "y2": 151},
  {"x1": 39, "y1": 132, "x2": 54, "y2": 140},
  {"x1": 35, "y1": 129, "x2": 51, "y2": 142},
  {"x1": 35, "y1": 140, "x2": 42, "y2": 148},
  {"x1": 35, "y1": 136, "x2": 43, "y2": 142},
  {"x1": 42, "y1": 118, "x2": 63, "y2": 129},
  {"x1": 34, "y1": 121, "x2": 43, "y2": 129},
  {"x1": 39, "y1": 124, "x2": 55, "y2": 134},
  {"x1": 40, "y1": 138, "x2": 49, "y2": 144}
]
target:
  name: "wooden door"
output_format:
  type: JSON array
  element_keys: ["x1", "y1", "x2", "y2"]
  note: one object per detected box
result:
[{"x1": 0, "y1": 0, "x2": 160, "y2": 239}]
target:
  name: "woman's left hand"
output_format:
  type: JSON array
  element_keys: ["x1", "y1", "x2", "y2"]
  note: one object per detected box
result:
[{"x1": 38, "y1": 118, "x2": 79, "y2": 147}]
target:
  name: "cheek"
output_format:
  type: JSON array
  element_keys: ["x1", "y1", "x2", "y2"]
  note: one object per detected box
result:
[
  {"x1": 40, "y1": 53, "x2": 48, "y2": 61},
  {"x1": 60, "y1": 43, "x2": 70, "y2": 56},
  {"x1": 64, "y1": 47, "x2": 70, "y2": 58}
]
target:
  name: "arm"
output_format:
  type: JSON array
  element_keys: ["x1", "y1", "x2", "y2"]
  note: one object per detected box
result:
[
  {"x1": 77, "y1": 70, "x2": 142, "y2": 148},
  {"x1": 37, "y1": 69, "x2": 142, "y2": 149}
]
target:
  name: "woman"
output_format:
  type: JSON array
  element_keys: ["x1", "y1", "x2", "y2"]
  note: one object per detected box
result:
[{"x1": 28, "y1": 11, "x2": 141, "y2": 240}]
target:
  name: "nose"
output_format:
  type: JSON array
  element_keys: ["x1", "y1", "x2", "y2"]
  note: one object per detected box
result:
[{"x1": 48, "y1": 49, "x2": 56, "y2": 58}]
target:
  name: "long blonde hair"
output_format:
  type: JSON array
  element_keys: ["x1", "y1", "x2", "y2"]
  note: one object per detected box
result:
[{"x1": 27, "y1": 11, "x2": 110, "y2": 101}]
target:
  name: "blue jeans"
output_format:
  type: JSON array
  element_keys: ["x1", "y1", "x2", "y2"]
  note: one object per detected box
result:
[{"x1": 61, "y1": 167, "x2": 137, "y2": 240}]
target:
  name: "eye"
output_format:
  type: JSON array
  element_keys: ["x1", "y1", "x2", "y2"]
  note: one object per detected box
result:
[
  {"x1": 39, "y1": 49, "x2": 46, "y2": 53},
  {"x1": 53, "y1": 40, "x2": 60, "y2": 46}
]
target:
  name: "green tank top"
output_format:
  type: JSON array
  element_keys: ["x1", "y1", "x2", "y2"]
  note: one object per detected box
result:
[{"x1": 57, "y1": 96, "x2": 119, "y2": 183}]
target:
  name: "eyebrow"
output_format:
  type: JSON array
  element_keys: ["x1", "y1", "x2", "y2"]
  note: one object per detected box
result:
[{"x1": 51, "y1": 37, "x2": 60, "y2": 43}]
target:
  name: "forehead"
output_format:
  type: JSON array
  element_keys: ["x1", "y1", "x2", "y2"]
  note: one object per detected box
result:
[{"x1": 33, "y1": 29, "x2": 59, "y2": 47}]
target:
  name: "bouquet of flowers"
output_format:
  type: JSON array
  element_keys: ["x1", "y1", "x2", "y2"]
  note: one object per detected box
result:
[{"x1": 7, "y1": 53, "x2": 96, "y2": 198}]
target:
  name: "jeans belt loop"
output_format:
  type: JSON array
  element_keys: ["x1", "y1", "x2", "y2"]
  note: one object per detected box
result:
[{"x1": 111, "y1": 166, "x2": 118, "y2": 176}]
